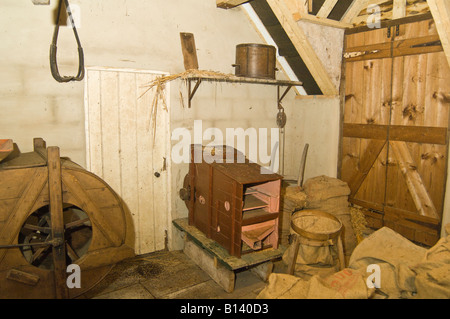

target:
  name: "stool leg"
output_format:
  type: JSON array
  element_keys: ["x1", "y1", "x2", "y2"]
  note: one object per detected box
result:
[
  {"x1": 287, "y1": 234, "x2": 300, "y2": 275},
  {"x1": 336, "y1": 235, "x2": 345, "y2": 270}
]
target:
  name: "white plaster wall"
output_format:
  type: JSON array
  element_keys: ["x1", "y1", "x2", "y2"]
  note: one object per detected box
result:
[
  {"x1": 284, "y1": 96, "x2": 340, "y2": 182},
  {"x1": 297, "y1": 20, "x2": 345, "y2": 92},
  {"x1": 0, "y1": 0, "x2": 342, "y2": 249},
  {"x1": 0, "y1": 0, "x2": 264, "y2": 165}
]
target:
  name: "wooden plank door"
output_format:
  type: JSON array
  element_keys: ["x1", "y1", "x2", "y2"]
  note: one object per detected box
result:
[
  {"x1": 384, "y1": 19, "x2": 450, "y2": 245},
  {"x1": 342, "y1": 26, "x2": 393, "y2": 219},
  {"x1": 84, "y1": 67, "x2": 171, "y2": 255}
]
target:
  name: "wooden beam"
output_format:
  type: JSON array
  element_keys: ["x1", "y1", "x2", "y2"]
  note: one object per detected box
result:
[
  {"x1": 184, "y1": 239, "x2": 236, "y2": 293},
  {"x1": 0, "y1": 168, "x2": 48, "y2": 265},
  {"x1": 316, "y1": 0, "x2": 339, "y2": 18},
  {"x1": 287, "y1": 0, "x2": 351, "y2": 28},
  {"x1": 393, "y1": 0, "x2": 407, "y2": 19},
  {"x1": 308, "y1": 0, "x2": 313, "y2": 13},
  {"x1": 428, "y1": 0, "x2": 450, "y2": 67},
  {"x1": 352, "y1": 1, "x2": 430, "y2": 28},
  {"x1": 343, "y1": 123, "x2": 448, "y2": 145},
  {"x1": 341, "y1": 0, "x2": 370, "y2": 24},
  {"x1": 6, "y1": 269, "x2": 40, "y2": 286},
  {"x1": 284, "y1": 0, "x2": 308, "y2": 15},
  {"x1": 61, "y1": 173, "x2": 122, "y2": 246},
  {"x1": 347, "y1": 12, "x2": 433, "y2": 35},
  {"x1": 347, "y1": 139, "x2": 386, "y2": 196},
  {"x1": 180, "y1": 33, "x2": 199, "y2": 70},
  {"x1": 297, "y1": 13, "x2": 353, "y2": 29},
  {"x1": 47, "y1": 147, "x2": 69, "y2": 299},
  {"x1": 266, "y1": 0, "x2": 338, "y2": 95},
  {"x1": 390, "y1": 141, "x2": 439, "y2": 220},
  {"x1": 216, "y1": 0, "x2": 250, "y2": 9}
]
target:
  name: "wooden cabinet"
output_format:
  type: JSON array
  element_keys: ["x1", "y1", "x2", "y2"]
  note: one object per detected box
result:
[
  {"x1": 186, "y1": 145, "x2": 282, "y2": 257},
  {"x1": 341, "y1": 18, "x2": 450, "y2": 246}
]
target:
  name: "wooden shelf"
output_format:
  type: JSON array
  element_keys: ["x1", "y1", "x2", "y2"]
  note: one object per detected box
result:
[
  {"x1": 242, "y1": 208, "x2": 278, "y2": 226},
  {"x1": 243, "y1": 194, "x2": 268, "y2": 211},
  {"x1": 241, "y1": 223, "x2": 275, "y2": 250},
  {"x1": 184, "y1": 73, "x2": 303, "y2": 86},
  {"x1": 185, "y1": 73, "x2": 303, "y2": 108}
]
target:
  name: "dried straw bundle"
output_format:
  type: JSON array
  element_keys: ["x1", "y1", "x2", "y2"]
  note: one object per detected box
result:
[
  {"x1": 139, "y1": 69, "x2": 235, "y2": 141},
  {"x1": 350, "y1": 206, "x2": 370, "y2": 244}
]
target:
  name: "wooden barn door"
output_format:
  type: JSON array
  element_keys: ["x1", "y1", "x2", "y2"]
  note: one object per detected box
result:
[{"x1": 342, "y1": 18, "x2": 450, "y2": 246}]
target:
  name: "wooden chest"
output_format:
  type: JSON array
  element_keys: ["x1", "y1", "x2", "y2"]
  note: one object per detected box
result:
[{"x1": 185, "y1": 145, "x2": 282, "y2": 258}]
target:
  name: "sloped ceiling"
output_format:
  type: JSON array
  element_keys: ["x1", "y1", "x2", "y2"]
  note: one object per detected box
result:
[{"x1": 218, "y1": 0, "x2": 431, "y2": 27}]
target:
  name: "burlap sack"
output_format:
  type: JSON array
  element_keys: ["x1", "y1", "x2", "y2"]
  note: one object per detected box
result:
[
  {"x1": 348, "y1": 227, "x2": 427, "y2": 298},
  {"x1": 411, "y1": 233, "x2": 450, "y2": 299},
  {"x1": 260, "y1": 225, "x2": 450, "y2": 299},
  {"x1": 282, "y1": 239, "x2": 336, "y2": 267},
  {"x1": 303, "y1": 176, "x2": 357, "y2": 256},
  {"x1": 303, "y1": 176, "x2": 351, "y2": 201},
  {"x1": 257, "y1": 268, "x2": 373, "y2": 299}
]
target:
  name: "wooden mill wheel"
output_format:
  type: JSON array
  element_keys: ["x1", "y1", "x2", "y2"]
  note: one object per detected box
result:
[{"x1": 0, "y1": 138, "x2": 135, "y2": 299}]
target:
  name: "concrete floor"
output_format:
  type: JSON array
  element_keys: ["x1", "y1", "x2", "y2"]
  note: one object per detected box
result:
[{"x1": 79, "y1": 250, "x2": 272, "y2": 299}]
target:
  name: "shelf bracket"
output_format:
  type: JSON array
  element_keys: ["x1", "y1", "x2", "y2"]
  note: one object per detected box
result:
[
  {"x1": 277, "y1": 85, "x2": 293, "y2": 106},
  {"x1": 188, "y1": 78, "x2": 202, "y2": 108}
]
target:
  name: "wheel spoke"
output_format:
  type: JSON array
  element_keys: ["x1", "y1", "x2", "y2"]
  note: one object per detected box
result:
[
  {"x1": 31, "y1": 245, "x2": 51, "y2": 263},
  {"x1": 30, "y1": 234, "x2": 52, "y2": 263},
  {"x1": 65, "y1": 218, "x2": 90, "y2": 229},
  {"x1": 23, "y1": 224, "x2": 51, "y2": 233},
  {"x1": 66, "y1": 242, "x2": 80, "y2": 261}
]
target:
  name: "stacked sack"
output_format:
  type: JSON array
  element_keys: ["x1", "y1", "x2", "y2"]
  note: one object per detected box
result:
[{"x1": 303, "y1": 175, "x2": 357, "y2": 258}]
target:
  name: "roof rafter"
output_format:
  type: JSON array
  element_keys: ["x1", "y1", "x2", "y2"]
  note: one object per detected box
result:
[
  {"x1": 216, "y1": 0, "x2": 250, "y2": 9},
  {"x1": 428, "y1": 0, "x2": 450, "y2": 67},
  {"x1": 341, "y1": 0, "x2": 371, "y2": 24},
  {"x1": 316, "y1": 0, "x2": 339, "y2": 18},
  {"x1": 266, "y1": 0, "x2": 338, "y2": 95}
]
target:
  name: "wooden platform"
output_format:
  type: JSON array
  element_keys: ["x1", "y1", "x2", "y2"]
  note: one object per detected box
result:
[{"x1": 173, "y1": 218, "x2": 286, "y2": 292}]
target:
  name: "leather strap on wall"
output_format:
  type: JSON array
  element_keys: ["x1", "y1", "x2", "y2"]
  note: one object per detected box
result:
[{"x1": 49, "y1": 0, "x2": 84, "y2": 83}]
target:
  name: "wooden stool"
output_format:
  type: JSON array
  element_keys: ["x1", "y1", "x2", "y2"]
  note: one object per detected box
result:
[{"x1": 287, "y1": 210, "x2": 345, "y2": 275}]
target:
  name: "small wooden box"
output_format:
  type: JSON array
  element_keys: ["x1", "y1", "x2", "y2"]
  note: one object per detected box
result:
[{"x1": 186, "y1": 145, "x2": 282, "y2": 257}]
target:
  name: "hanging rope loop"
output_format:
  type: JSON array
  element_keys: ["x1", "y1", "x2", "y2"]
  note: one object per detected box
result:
[{"x1": 50, "y1": 0, "x2": 84, "y2": 82}]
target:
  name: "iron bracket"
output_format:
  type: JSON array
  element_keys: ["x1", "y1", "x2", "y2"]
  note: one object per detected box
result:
[
  {"x1": 277, "y1": 85, "x2": 293, "y2": 107},
  {"x1": 188, "y1": 78, "x2": 202, "y2": 108}
]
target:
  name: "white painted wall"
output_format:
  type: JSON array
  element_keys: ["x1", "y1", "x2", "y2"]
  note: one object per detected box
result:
[
  {"x1": 297, "y1": 21, "x2": 344, "y2": 90},
  {"x1": 0, "y1": 0, "x2": 343, "y2": 251}
]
